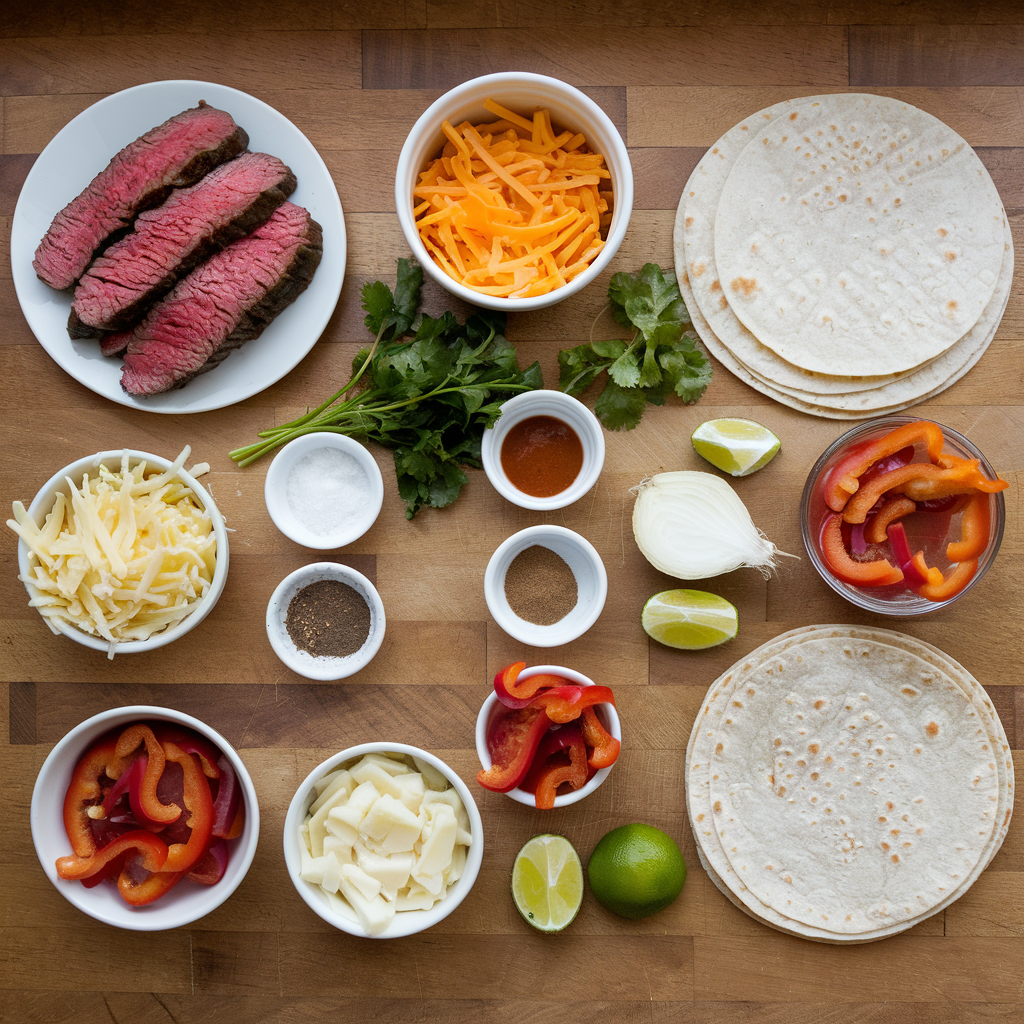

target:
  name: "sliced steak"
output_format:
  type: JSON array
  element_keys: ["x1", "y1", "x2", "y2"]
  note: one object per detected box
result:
[
  {"x1": 33, "y1": 102, "x2": 248, "y2": 291},
  {"x1": 69, "y1": 151, "x2": 297, "y2": 337},
  {"x1": 118, "y1": 202, "x2": 323, "y2": 396}
]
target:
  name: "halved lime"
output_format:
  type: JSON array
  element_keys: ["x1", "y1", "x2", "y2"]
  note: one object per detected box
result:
[
  {"x1": 691, "y1": 418, "x2": 781, "y2": 477},
  {"x1": 511, "y1": 834, "x2": 584, "y2": 933},
  {"x1": 642, "y1": 589, "x2": 738, "y2": 650}
]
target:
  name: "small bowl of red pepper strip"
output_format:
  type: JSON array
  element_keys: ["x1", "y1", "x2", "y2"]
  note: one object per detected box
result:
[
  {"x1": 475, "y1": 662, "x2": 621, "y2": 809},
  {"x1": 30, "y1": 706, "x2": 259, "y2": 930},
  {"x1": 800, "y1": 417, "x2": 1008, "y2": 615}
]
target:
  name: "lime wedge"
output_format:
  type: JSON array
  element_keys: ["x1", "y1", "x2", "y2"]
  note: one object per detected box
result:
[
  {"x1": 642, "y1": 589, "x2": 738, "y2": 650},
  {"x1": 511, "y1": 834, "x2": 584, "y2": 932},
  {"x1": 691, "y1": 418, "x2": 781, "y2": 477}
]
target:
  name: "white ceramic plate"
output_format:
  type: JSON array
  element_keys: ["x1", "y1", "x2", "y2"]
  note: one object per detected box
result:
[{"x1": 11, "y1": 80, "x2": 346, "y2": 413}]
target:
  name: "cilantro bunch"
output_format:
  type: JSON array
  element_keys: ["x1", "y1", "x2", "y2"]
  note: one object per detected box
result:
[
  {"x1": 230, "y1": 260, "x2": 542, "y2": 518},
  {"x1": 558, "y1": 264, "x2": 712, "y2": 430}
]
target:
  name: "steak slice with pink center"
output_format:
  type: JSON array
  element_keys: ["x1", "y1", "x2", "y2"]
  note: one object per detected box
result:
[
  {"x1": 117, "y1": 202, "x2": 322, "y2": 396},
  {"x1": 70, "y1": 151, "x2": 296, "y2": 336},
  {"x1": 33, "y1": 102, "x2": 247, "y2": 291}
]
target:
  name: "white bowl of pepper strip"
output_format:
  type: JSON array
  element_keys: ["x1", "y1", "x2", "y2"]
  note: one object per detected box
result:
[
  {"x1": 483, "y1": 525, "x2": 607, "y2": 647},
  {"x1": 266, "y1": 562, "x2": 386, "y2": 680}
]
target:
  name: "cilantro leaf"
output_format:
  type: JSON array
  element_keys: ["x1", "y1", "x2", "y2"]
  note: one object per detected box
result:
[
  {"x1": 232, "y1": 259, "x2": 542, "y2": 517},
  {"x1": 558, "y1": 263, "x2": 711, "y2": 430}
]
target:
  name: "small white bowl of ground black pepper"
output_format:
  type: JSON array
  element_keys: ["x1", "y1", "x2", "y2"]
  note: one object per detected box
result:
[
  {"x1": 483, "y1": 525, "x2": 607, "y2": 647},
  {"x1": 264, "y1": 433, "x2": 385, "y2": 550},
  {"x1": 266, "y1": 563, "x2": 386, "y2": 680}
]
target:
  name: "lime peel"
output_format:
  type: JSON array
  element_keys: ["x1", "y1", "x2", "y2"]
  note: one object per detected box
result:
[
  {"x1": 642, "y1": 588, "x2": 738, "y2": 650},
  {"x1": 691, "y1": 417, "x2": 781, "y2": 477}
]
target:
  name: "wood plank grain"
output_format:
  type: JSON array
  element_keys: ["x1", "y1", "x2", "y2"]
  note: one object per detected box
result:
[
  {"x1": 0, "y1": 33, "x2": 361, "y2": 96},
  {"x1": 851, "y1": 27, "x2": 1024, "y2": 86},
  {"x1": 627, "y1": 87, "x2": 1024, "y2": 148},
  {"x1": 362, "y1": 27, "x2": 846, "y2": 90}
]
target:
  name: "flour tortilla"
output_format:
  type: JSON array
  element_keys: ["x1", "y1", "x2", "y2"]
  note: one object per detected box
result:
[
  {"x1": 686, "y1": 626, "x2": 1011, "y2": 942},
  {"x1": 675, "y1": 216, "x2": 1011, "y2": 416},
  {"x1": 675, "y1": 101, "x2": 1012, "y2": 409},
  {"x1": 712, "y1": 94, "x2": 1005, "y2": 376}
]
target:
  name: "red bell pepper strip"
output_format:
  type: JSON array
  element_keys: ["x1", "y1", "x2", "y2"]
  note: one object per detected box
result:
[
  {"x1": 886, "y1": 523, "x2": 942, "y2": 589},
  {"x1": 160, "y1": 741, "x2": 214, "y2": 874},
  {"x1": 865, "y1": 496, "x2": 917, "y2": 544},
  {"x1": 55, "y1": 830, "x2": 168, "y2": 883},
  {"x1": 823, "y1": 422, "x2": 944, "y2": 512},
  {"x1": 113, "y1": 724, "x2": 181, "y2": 824},
  {"x1": 119, "y1": 868, "x2": 188, "y2": 906},
  {"x1": 478, "y1": 705, "x2": 551, "y2": 793},
  {"x1": 819, "y1": 514, "x2": 904, "y2": 587},
  {"x1": 519, "y1": 724, "x2": 580, "y2": 793},
  {"x1": 493, "y1": 661, "x2": 574, "y2": 708},
  {"x1": 580, "y1": 706, "x2": 620, "y2": 769},
  {"x1": 534, "y1": 725, "x2": 588, "y2": 810},
  {"x1": 62, "y1": 733, "x2": 122, "y2": 857},
  {"x1": 947, "y1": 490, "x2": 992, "y2": 562},
  {"x1": 529, "y1": 684, "x2": 616, "y2": 724}
]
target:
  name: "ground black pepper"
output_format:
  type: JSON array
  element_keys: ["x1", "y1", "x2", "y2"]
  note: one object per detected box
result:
[
  {"x1": 504, "y1": 545, "x2": 578, "y2": 625},
  {"x1": 286, "y1": 579, "x2": 371, "y2": 658}
]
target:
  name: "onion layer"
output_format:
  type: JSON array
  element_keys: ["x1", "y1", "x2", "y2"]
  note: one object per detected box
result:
[{"x1": 632, "y1": 471, "x2": 779, "y2": 579}]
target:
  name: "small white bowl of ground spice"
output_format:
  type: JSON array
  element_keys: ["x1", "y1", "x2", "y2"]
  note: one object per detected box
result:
[
  {"x1": 266, "y1": 563, "x2": 386, "y2": 680},
  {"x1": 483, "y1": 525, "x2": 607, "y2": 647},
  {"x1": 264, "y1": 433, "x2": 384, "y2": 550}
]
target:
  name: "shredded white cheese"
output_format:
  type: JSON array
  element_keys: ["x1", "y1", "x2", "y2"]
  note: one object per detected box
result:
[{"x1": 7, "y1": 447, "x2": 217, "y2": 652}]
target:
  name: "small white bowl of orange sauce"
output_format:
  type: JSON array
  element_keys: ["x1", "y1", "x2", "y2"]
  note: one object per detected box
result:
[{"x1": 480, "y1": 390, "x2": 604, "y2": 510}]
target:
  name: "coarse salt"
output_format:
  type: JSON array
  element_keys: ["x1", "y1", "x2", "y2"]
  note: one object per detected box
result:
[{"x1": 285, "y1": 447, "x2": 371, "y2": 537}]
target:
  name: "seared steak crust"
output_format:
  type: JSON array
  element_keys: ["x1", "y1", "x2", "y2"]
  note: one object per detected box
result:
[
  {"x1": 33, "y1": 102, "x2": 248, "y2": 291},
  {"x1": 117, "y1": 202, "x2": 322, "y2": 396},
  {"x1": 68, "y1": 151, "x2": 297, "y2": 337}
]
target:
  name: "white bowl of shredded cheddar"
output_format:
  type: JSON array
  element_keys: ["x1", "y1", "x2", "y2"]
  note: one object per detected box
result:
[
  {"x1": 396, "y1": 72, "x2": 633, "y2": 310},
  {"x1": 9, "y1": 447, "x2": 228, "y2": 658}
]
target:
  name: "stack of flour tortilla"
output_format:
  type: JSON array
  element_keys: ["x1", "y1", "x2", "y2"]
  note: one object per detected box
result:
[
  {"x1": 674, "y1": 94, "x2": 1013, "y2": 417},
  {"x1": 686, "y1": 626, "x2": 1013, "y2": 942}
]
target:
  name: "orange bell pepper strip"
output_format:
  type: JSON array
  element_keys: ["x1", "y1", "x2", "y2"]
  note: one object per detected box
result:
[
  {"x1": 62, "y1": 733, "x2": 122, "y2": 857},
  {"x1": 865, "y1": 496, "x2": 917, "y2": 544},
  {"x1": 55, "y1": 830, "x2": 168, "y2": 883},
  {"x1": 823, "y1": 421, "x2": 945, "y2": 512},
  {"x1": 819, "y1": 514, "x2": 904, "y2": 587},
  {"x1": 918, "y1": 559, "x2": 979, "y2": 602},
  {"x1": 842, "y1": 460, "x2": 1001, "y2": 524},
  {"x1": 580, "y1": 706, "x2": 620, "y2": 769},
  {"x1": 112, "y1": 724, "x2": 181, "y2": 825},
  {"x1": 160, "y1": 741, "x2": 214, "y2": 874},
  {"x1": 947, "y1": 491, "x2": 992, "y2": 562},
  {"x1": 534, "y1": 726, "x2": 589, "y2": 810}
]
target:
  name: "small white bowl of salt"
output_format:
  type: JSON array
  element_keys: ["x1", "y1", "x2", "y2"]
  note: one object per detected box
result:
[{"x1": 264, "y1": 433, "x2": 385, "y2": 549}]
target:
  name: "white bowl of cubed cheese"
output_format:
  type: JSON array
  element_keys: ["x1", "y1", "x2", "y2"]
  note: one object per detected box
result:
[{"x1": 283, "y1": 742, "x2": 484, "y2": 938}]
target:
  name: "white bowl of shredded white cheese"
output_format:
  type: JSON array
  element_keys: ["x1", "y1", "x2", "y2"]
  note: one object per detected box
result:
[{"x1": 9, "y1": 447, "x2": 228, "y2": 658}]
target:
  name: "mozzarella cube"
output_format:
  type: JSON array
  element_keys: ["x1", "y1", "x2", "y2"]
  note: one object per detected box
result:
[
  {"x1": 320, "y1": 851, "x2": 344, "y2": 894},
  {"x1": 338, "y1": 874, "x2": 395, "y2": 936},
  {"x1": 329, "y1": 779, "x2": 381, "y2": 832},
  {"x1": 340, "y1": 862, "x2": 383, "y2": 903},
  {"x1": 361, "y1": 794, "x2": 422, "y2": 852},
  {"x1": 416, "y1": 803, "x2": 457, "y2": 878}
]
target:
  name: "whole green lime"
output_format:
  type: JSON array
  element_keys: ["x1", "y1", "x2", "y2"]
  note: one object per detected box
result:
[{"x1": 587, "y1": 823, "x2": 686, "y2": 919}]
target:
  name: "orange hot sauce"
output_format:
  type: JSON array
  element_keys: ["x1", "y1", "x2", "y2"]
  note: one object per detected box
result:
[{"x1": 500, "y1": 416, "x2": 583, "y2": 497}]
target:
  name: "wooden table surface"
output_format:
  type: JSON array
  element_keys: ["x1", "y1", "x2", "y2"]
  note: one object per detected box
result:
[{"x1": 2, "y1": 2, "x2": 1022, "y2": 1021}]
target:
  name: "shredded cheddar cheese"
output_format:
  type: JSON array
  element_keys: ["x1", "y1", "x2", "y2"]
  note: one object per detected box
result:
[
  {"x1": 7, "y1": 448, "x2": 217, "y2": 655},
  {"x1": 414, "y1": 98, "x2": 612, "y2": 298}
]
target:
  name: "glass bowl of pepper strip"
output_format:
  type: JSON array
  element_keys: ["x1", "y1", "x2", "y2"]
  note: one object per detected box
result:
[
  {"x1": 30, "y1": 706, "x2": 259, "y2": 930},
  {"x1": 800, "y1": 417, "x2": 1007, "y2": 615},
  {"x1": 475, "y1": 662, "x2": 621, "y2": 809}
]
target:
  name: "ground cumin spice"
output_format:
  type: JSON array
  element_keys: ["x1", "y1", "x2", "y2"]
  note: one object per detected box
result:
[
  {"x1": 504, "y1": 545, "x2": 578, "y2": 625},
  {"x1": 286, "y1": 579, "x2": 371, "y2": 658}
]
